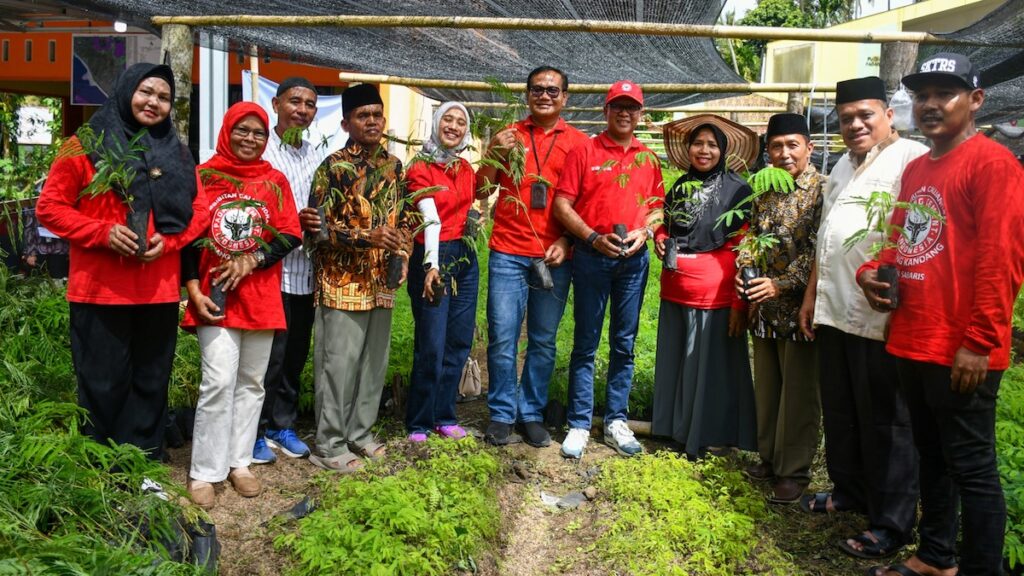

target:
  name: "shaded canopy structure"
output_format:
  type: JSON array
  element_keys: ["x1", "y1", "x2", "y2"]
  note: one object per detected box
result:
[
  {"x1": 69, "y1": 0, "x2": 747, "y2": 112},
  {"x1": 21, "y1": 0, "x2": 1024, "y2": 123},
  {"x1": 918, "y1": 0, "x2": 1024, "y2": 124}
]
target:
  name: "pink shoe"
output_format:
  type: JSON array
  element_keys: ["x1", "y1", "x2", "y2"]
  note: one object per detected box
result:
[
  {"x1": 434, "y1": 425, "x2": 467, "y2": 439},
  {"x1": 408, "y1": 432, "x2": 428, "y2": 443}
]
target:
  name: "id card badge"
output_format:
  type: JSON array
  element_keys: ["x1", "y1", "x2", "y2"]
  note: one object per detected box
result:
[{"x1": 530, "y1": 181, "x2": 548, "y2": 209}]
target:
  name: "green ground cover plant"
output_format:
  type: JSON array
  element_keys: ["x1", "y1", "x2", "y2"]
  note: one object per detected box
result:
[
  {"x1": 998, "y1": 364, "x2": 1024, "y2": 568},
  {"x1": 594, "y1": 453, "x2": 798, "y2": 575},
  {"x1": 274, "y1": 437, "x2": 500, "y2": 575},
  {"x1": 0, "y1": 268, "x2": 205, "y2": 575}
]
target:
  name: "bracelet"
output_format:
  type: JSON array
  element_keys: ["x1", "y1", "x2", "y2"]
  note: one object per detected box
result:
[
  {"x1": 645, "y1": 226, "x2": 655, "y2": 240},
  {"x1": 586, "y1": 231, "x2": 599, "y2": 246}
]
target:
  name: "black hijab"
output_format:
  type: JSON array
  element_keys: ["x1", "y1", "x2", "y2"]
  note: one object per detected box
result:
[
  {"x1": 665, "y1": 123, "x2": 751, "y2": 253},
  {"x1": 86, "y1": 63, "x2": 197, "y2": 233}
]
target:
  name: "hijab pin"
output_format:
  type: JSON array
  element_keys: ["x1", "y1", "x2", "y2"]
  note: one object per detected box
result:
[{"x1": 149, "y1": 167, "x2": 163, "y2": 180}]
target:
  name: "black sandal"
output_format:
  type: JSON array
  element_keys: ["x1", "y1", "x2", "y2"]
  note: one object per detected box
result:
[
  {"x1": 840, "y1": 528, "x2": 904, "y2": 559},
  {"x1": 799, "y1": 491, "x2": 855, "y2": 514}
]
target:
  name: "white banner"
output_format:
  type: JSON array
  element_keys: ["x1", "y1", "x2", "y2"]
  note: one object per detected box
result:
[{"x1": 240, "y1": 70, "x2": 348, "y2": 155}]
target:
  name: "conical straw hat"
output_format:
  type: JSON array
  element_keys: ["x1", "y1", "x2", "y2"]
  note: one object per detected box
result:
[{"x1": 662, "y1": 113, "x2": 759, "y2": 173}]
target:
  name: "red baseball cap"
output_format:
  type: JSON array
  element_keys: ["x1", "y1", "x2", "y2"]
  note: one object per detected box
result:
[{"x1": 605, "y1": 80, "x2": 644, "y2": 106}]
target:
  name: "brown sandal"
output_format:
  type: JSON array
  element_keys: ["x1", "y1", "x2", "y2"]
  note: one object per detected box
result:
[{"x1": 356, "y1": 441, "x2": 387, "y2": 461}]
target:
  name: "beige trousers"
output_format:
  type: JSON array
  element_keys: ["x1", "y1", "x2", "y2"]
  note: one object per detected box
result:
[
  {"x1": 313, "y1": 306, "x2": 392, "y2": 459},
  {"x1": 752, "y1": 336, "x2": 821, "y2": 482}
]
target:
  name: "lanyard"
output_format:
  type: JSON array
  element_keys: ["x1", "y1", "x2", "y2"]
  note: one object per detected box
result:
[{"x1": 528, "y1": 127, "x2": 559, "y2": 174}]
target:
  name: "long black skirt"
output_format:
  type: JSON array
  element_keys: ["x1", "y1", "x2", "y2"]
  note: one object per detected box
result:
[{"x1": 651, "y1": 301, "x2": 757, "y2": 457}]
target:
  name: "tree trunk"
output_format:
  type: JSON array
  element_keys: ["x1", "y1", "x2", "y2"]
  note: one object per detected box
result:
[
  {"x1": 880, "y1": 41, "x2": 919, "y2": 97},
  {"x1": 160, "y1": 24, "x2": 193, "y2": 146},
  {"x1": 786, "y1": 92, "x2": 804, "y2": 115}
]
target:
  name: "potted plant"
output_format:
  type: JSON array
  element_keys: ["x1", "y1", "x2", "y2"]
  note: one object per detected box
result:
[
  {"x1": 68, "y1": 125, "x2": 151, "y2": 256},
  {"x1": 713, "y1": 165, "x2": 796, "y2": 300},
  {"x1": 842, "y1": 190, "x2": 943, "y2": 310}
]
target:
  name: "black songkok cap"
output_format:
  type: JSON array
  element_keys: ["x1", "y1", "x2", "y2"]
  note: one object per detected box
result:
[
  {"x1": 342, "y1": 83, "x2": 384, "y2": 116},
  {"x1": 766, "y1": 113, "x2": 810, "y2": 139},
  {"x1": 276, "y1": 76, "x2": 317, "y2": 97},
  {"x1": 836, "y1": 76, "x2": 887, "y2": 105}
]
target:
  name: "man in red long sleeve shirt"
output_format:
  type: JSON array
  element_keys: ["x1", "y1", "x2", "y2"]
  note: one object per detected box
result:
[{"x1": 858, "y1": 53, "x2": 1024, "y2": 576}]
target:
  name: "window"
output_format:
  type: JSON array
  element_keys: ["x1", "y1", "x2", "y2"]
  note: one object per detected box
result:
[
  {"x1": 48, "y1": 40, "x2": 55, "y2": 62},
  {"x1": 24, "y1": 39, "x2": 31, "y2": 62},
  {"x1": 2, "y1": 40, "x2": 8, "y2": 62}
]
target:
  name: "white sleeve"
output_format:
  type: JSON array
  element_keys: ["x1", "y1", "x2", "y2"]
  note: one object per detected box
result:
[{"x1": 417, "y1": 198, "x2": 441, "y2": 270}]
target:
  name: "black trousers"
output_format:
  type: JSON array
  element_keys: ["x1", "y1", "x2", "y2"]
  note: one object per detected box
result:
[
  {"x1": 818, "y1": 326, "x2": 918, "y2": 540},
  {"x1": 259, "y1": 292, "x2": 315, "y2": 434},
  {"x1": 898, "y1": 359, "x2": 1006, "y2": 575},
  {"x1": 69, "y1": 302, "x2": 179, "y2": 460}
]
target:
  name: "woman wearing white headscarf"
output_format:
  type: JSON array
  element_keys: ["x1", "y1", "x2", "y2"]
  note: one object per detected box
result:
[{"x1": 405, "y1": 102, "x2": 478, "y2": 442}]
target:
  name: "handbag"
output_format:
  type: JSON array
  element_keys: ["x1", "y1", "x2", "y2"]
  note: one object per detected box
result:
[{"x1": 458, "y1": 356, "x2": 482, "y2": 400}]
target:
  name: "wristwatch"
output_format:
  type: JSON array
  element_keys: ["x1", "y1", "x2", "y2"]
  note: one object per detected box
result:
[
  {"x1": 586, "y1": 231, "x2": 599, "y2": 246},
  {"x1": 251, "y1": 250, "x2": 266, "y2": 268},
  {"x1": 645, "y1": 226, "x2": 655, "y2": 240}
]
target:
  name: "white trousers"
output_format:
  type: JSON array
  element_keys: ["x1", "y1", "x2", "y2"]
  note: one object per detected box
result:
[{"x1": 190, "y1": 326, "x2": 274, "y2": 483}]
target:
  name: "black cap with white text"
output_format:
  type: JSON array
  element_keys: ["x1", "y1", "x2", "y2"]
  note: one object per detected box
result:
[{"x1": 902, "y1": 52, "x2": 980, "y2": 91}]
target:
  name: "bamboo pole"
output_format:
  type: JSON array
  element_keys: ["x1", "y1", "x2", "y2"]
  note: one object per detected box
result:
[
  {"x1": 248, "y1": 44, "x2": 259, "y2": 102},
  {"x1": 458, "y1": 102, "x2": 787, "y2": 114},
  {"x1": 149, "y1": 14, "x2": 1023, "y2": 48},
  {"x1": 338, "y1": 72, "x2": 835, "y2": 93}
]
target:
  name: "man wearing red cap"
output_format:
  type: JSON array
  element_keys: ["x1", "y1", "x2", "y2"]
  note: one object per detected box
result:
[
  {"x1": 858, "y1": 52, "x2": 1024, "y2": 576},
  {"x1": 553, "y1": 80, "x2": 664, "y2": 459}
]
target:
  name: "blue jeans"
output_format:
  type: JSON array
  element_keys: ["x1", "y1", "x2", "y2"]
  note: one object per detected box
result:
[
  {"x1": 898, "y1": 359, "x2": 1005, "y2": 575},
  {"x1": 405, "y1": 240, "x2": 479, "y2": 434},
  {"x1": 567, "y1": 245, "x2": 649, "y2": 430},
  {"x1": 486, "y1": 249, "x2": 571, "y2": 424}
]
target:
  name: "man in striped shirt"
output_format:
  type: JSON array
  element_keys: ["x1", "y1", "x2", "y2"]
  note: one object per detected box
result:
[{"x1": 252, "y1": 77, "x2": 325, "y2": 464}]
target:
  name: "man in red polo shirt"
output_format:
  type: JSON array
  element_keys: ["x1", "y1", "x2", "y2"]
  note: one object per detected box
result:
[
  {"x1": 858, "y1": 52, "x2": 1024, "y2": 576},
  {"x1": 477, "y1": 66, "x2": 591, "y2": 448},
  {"x1": 553, "y1": 80, "x2": 664, "y2": 459}
]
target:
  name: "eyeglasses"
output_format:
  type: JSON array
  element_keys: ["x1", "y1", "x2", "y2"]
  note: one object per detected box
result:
[
  {"x1": 528, "y1": 85, "x2": 563, "y2": 98},
  {"x1": 232, "y1": 126, "x2": 268, "y2": 141},
  {"x1": 608, "y1": 102, "x2": 642, "y2": 114}
]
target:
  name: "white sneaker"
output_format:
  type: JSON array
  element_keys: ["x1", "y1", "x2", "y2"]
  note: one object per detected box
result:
[
  {"x1": 604, "y1": 419, "x2": 643, "y2": 456},
  {"x1": 560, "y1": 428, "x2": 590, "y2": 459}
]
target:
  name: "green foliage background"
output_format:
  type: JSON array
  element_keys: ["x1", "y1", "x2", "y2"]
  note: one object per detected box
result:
[{"x1": 0, "y1": 269, "x2": 205, "y2": 575}]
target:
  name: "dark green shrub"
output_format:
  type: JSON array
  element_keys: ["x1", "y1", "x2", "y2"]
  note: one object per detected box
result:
[{"x1": 0, "y1": 268, "x2": 204, "y2": 575}]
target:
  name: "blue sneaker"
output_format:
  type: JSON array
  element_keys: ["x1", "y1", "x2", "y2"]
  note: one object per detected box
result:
[
  {"x1": 252, "y1": 437, "x2": 276, "y2": 465},
  {"x1": 266, "y1": 428, "x2": 311, "y2": 458}
]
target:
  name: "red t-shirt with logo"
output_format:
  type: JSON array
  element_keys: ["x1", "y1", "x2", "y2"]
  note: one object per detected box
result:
[
  {"x1": 858, "y1": 134, "x2": 1024, "y2": 370},
  {"x1": 182, "y1": 169, "x2": 300, "y2": 331},
  {"x1": 407, "y1": 157, "x2": 476, "y2": 243},
  {"x1": 488, "y1": 117, "x2": 590, "y2": 258},
  {"x1": 554, "y1": 132, "x2": 665, "y2": 233}
]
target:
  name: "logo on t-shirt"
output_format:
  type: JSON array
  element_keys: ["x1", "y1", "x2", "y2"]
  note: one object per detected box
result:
[
  {"x1": 896, "y1": 185, "x2": 945, "y2": 267},
  {"x1": 211, "y1": 193, "x2": 267, "y2": 259}
]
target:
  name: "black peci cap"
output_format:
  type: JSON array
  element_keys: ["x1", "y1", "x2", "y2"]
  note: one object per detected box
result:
[{"x1": 766, "y1": 113, "x2": 810, "y2": 139}]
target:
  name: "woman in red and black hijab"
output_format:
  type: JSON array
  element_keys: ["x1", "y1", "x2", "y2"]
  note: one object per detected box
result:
[
  {"x1": 182, "y1": 102, "x2": 300, "y2": 509},
  {"x1": 37, "y1": 63, "x2": 209, "y2": 461}
]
